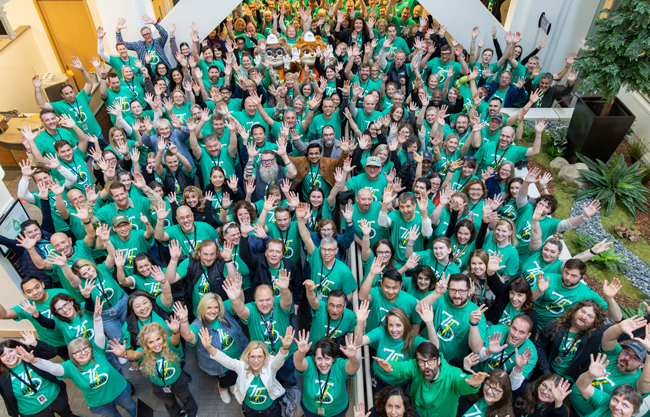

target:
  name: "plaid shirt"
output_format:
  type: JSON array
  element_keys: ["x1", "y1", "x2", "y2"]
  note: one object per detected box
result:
[{"x1": 116, "y1": 23, "x2": 172, "y2": 69}]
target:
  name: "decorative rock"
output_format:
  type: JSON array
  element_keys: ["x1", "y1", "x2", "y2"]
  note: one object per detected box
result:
[
  {"x1": 629, "y1": 230, "x2": 642, "y2": 243},
  {"x1": 615, "y1": 222, "x2": 630, "y2": 239},
  {"x1": 550, "y1": 157, "x2": 569, "y2": 169},
  {"x1": 559, "y1": 163, "x2": 590, "y2": 188}
]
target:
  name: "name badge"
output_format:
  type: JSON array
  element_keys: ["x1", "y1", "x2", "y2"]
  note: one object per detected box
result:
[
  {"x1": 162, "y1": 386, "x2": 172, "y2": 394},
  {"x1": 554, "y1": 357, "x2": 563, "y2": 365},
  {"x1": 37, "y1": 395, "x2": 48, "y2": 405},
  {"x1": 318, "y1": 408, "x2": 325, "y2": 415}
]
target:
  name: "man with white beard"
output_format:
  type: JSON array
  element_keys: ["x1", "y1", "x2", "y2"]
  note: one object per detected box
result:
[{"x1": 245, "y1": 134, "x2": 297, "y2": 202}]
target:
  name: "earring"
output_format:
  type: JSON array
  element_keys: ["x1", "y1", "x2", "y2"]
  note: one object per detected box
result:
[
  {"x1": 163, "y1": 342, "x2": 167, "y2": 347},
  {"x1": 148, "y1": 349, "x2": 153, "y2": 353}
]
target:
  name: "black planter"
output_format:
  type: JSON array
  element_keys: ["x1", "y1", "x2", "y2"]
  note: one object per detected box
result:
[{"x1": 564, "y1": 97, "x2": 636, "y2": 164}]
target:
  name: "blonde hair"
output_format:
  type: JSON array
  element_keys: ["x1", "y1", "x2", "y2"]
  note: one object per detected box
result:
[
  {"x1": 240, "y1": 341, "x2": 270, "y2": 376},
  {"x1": 137, "y1": 323, "x2": 180, "y2": 378},
  {"x1": 493, "y1": 219, "x2": 518, "y2": 246},
  {"x1": 191, "y1": 239, "x2": 220, "y2": 262},
  {"x1": 181, "y1": 185, "x2": 206, "y2": 212},
  {"x1": 196, "y1": 293, "x2": 229, "y2": 328},
  {"x1": 68, "y1": 337, "x2": 95, "y2": 371},
  {"x1": 71, "y1": 259, "x2": 98, "y2": 279}
]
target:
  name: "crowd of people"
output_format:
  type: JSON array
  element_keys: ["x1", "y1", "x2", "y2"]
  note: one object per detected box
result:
[{"x1": 0, "y1": 0, "x2": 648, "y2": 417}]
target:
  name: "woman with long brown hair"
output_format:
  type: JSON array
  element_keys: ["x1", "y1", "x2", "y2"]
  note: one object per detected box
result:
[
  {"x1": 355, "y1": 305, "x2": 437, "y2": 393},
  {"x1": 513, "y1": 373, "x2": 572, "y2": 417}
]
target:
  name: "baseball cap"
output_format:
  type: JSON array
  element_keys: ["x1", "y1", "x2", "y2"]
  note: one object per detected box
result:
[
  {"x1": 219, "y1": 85, "x2": 232, "y2": 92},
  {"x1": 366, "y1": 156, "x2": 382, "y2": 167},
  {"x1": 112, "y1": 214, "x2": 130, "y2": 227},
  {"x1": 490, "y1": 113, "x2": 504, "y2": 122},
  {"x1": 422, "y1": 151, "x2": 433, "y2": 162},
  {"x1": 624, "y1": 341, "x2": 647, "y2": 362}
]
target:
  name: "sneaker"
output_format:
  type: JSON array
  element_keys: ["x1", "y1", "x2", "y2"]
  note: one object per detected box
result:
[
  {"x1": 219, "y1": 388, "x2": 231, "y2": 404},
  {"x1": 118, "y1": 357, "x2": 128, "y2": 365}
]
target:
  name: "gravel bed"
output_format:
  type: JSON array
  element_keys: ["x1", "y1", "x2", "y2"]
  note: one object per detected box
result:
[{"x1": 571, "y1": 198, "x2": 650, "y2": 296}]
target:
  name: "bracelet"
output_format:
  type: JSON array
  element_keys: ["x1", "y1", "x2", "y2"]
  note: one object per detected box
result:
[
  {"x1": 172, "y1": 331, "x2": 180, "y2": 335},
  {"x1": 82, "y1": 220, "x2": 92, "y2": 225},
  {"x1": 160, "y1": 279, "x2": 167, "y2": 284},
  {"x1": 171, "y1": 258, "x2": 179, "y2": 262},
  {"x1": 589, "y1": 248, "x2": 596, "y2": 255},
  {"x1": 224, "y1": 259, "x2": 233, "y2": 264},
  {"x1": 94, "y1": 316, "x2": 102, "y2": 321},
  {"x1": 181, "y1": 318, "x2": 189, "y2": 323},
  {"x1": 470, "y1": 322, "x2": 478, "y2": 327}
]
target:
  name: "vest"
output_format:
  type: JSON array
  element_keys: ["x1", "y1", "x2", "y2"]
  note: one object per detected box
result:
[{"x1": 191, "y1": 313, "x2": 249, "y2": 376}]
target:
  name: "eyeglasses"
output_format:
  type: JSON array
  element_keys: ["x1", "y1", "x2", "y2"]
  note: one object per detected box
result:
[
  {"x1": 417, "y1": 358, "x2": 436, "y2": 367},
  {"x1": 261, "y1": 159, "x2": 275, "y2": 165},
  {"x1": 622, "y1": 348, "x2": 641, "y2": 362},
  {"x1": 321, "y1": 247, "x2": 338, "y2": 253},
  {"x1": 485, "y1": 382, "x2": 503, "y2": 395},
  {"x1": 55, "y1": 301, "x2": 72, "y2": 313},
  {"x1": 448, "y1": 289, "x2": 468, "y2": 295},
  {"x1": 376, "y1": 250, "x2": 392, "y2": 256},
  {"x1": 72, "y1": 346, "x2": 91, "y2": 356},
  {"x1": 469, "y1": 187, "x2": 484, "y2": 192},
  {"x1": 327, "y1": 302, "x2": 345, "y2": 310}
]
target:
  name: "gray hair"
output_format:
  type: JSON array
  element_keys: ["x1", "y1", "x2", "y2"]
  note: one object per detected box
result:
[
  {"x1": 540, "y1": 72, "x2": 554, "y2": 83},
  {"x1": 321, "y1": 237, "x2": 337, "y2": 247}
]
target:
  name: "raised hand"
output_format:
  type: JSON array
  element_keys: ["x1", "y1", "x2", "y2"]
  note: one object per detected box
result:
[
  {"x1": 465, "y1": 371, "x2": 489, "y2": 388},
  {"x1": 18, "y1": 299, "x2": 38, "y2": 316},
  {"x1": 279, "y1": 326, "x2": 295, "y2": 350},
  {"x1": 582, "y1": 200, "x2": 601, "y2": 219},
  {"x1": 79, "y1": 278, "x2": 98, "y2": 299},
  {"x1": 169, "y1": 239, "x2": 182, "y2": 260},
  {"x1": 294, "y1": 329, "x2": 312, "y2": 353},
  {"x1": 470, "y1": 304, "x2": 488, "y2": 325},
  {"x1": 514, "y1": 346, "x2": 534, "y2": 370},
  {"x1": 417, "y1": 301, "x2": 434, "y2": 323},
  {"x1": 602, "y1": 278, "x2": 622, "y2": 299},
  {"x1": 404, "y1": 253, "x2": 421, "y2": 270},
  {"x1": 372, "y1": 356, "x2": 393, "y2": 373},
  {"x1": 340, "y1": 334, "x2": 361, "y2": 359},
  {"x1": 107, "y1": 338, "x2": 127, "y2": 357},
  {"x1": 537, "y1": 272, "x2": 549, "y2": 293},
  {"x1": 588, "y1": 353, "x2": 610, "y2": 379}
]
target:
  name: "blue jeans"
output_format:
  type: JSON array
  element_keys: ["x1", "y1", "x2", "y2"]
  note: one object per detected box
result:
[
  {"x1": 276, "y1": 353, "x2": 296, "y2": 386},
  {"x1": 89, "y1": 383, "x2": 136, "y2": 417},
  {"x1": 101, "y1": 293, "x2": 127, "y2": 341}
]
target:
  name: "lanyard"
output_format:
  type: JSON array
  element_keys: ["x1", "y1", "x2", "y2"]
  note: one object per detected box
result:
[
  {"x1": 124, "y1": 78, "x2": 137, "y2": 98},
  {"x1": 493, "y1": 145, "x2": 510, "y2": 167},
  {"x1": 271, "y1": 261, "x2": 283, "y2": 294},
  {"x1": 155, "y1": 357, "x2": 171, "y2": 385},
  {"x1": 138, "y1": 314, "x2": 154, "y2": 330},
  {"x1": 9, "y1": 364, "x2": 38, "y2": 395},
  {"x1": 318, "y1": 260, "x2": 337, "y2": 294},
  {"x1": 309, "y1": 164, "x2": 321, "y2": 187},
  {"x1": 185, "y1": 228, "x2": 198, "y2": 252},
  {"x1": 96, "y1": 277, "x2": 111, "y2": 306},
  {"x1": 46, "y1": 130, "x2": 62, "y2": 142},
  {"x1": 279, "y1": 227, "x2": 290, "y2": 256},
  {"x1": 470, "y1": 199, "x2": 483, "y2": 213},
  {"x1": 451, "y1": 241, "x2": 470, "y2": 264},
  {"x1": 259, "y1": 309, "x2": 275, "y2": 351},
  {"x1": 316, "y1": 369, "x2": 332, "y2": 405},
  {"x1": 326, "y1": 313, "x2": 342, "y2": 339},
  {"x1": 434, "y1": 259, "x2": 451, "y2": 276},
  {"x1": 60, "y1": 158, "x2": 79, "y2": 177},
  {"x1": 67, "y1": 99, "x2": 83, "y2": 123},
  {"x1": 561, "y1": 332, "x2": 580, "y2": 357},
  {"x1": 496, "y1": 348, "x2": 515, "y2": 369},
  {"x1": 213, "y1": 189, "x2": 223, "y2": 211},
  {"x1": 456, "y1": 175, "x2": 473, "y2": 192}
]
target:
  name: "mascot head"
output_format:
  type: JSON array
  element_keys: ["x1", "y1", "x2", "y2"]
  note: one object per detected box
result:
[
  {"x1": 294, "y1": 32, "x2": 327, "y2": 66},
  {"x1": 255, "y1": 34, "x2": 291, "y2": 68}
]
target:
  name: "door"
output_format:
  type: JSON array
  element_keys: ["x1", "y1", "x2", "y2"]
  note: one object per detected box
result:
[{"x1": 34, "y1": 0, "x2": 98, "y2": 90}]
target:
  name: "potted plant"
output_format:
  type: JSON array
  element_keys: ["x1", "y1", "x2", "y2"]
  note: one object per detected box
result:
[{"x1": 564, "y1": 0, "x2": 647, "y2": 164}]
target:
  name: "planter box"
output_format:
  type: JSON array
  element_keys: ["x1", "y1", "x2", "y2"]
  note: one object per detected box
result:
[{"x1": 564, "y1": 97, "x2": 636, "y2": 164}]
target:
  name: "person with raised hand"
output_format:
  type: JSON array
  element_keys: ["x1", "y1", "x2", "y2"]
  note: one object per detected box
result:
[
  {"x1": 373, "y1": 340, "x2": 488, "y2": 417},
  {"x1": 115, "y1": 15, "x2": 172, "y2": 68},
  {"x1": 575, "y1": 353, "x2": 643, "y2": 417},
  {"x1": 294, "y1": 331, "x2": 361, "y2": 417},
  {"x1": 513, "y1": 373, "x2": 573, "y2": 417},
  {"x1": 569, "y1": 316, "x2": 648, "y2": 417},
  {"x1": 222, "y1": 266, "x2": 297, "y2": 386},
  {"x1": 456, "y1": 369, "x2": 515, "y2": 417},
  {"x1": 356, "y1": 297, "x2": 436, "y2": 392},
  {"x1": 0, "y1": 329, "x2": 74, "y2": 417},
  {"x1": 109, "y1": 318, "x2": 198, "y2": 417},
  {"x1": 18, "y1": 296, "x2": 138, "y2": 417},
  {"x1": 199, "y1": 325, "x2": 294, "y2": 416}
]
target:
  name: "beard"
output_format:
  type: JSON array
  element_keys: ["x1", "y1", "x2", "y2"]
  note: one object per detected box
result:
[{"x1": 259, "y1": 164, "x2": 280, "y2": 184}]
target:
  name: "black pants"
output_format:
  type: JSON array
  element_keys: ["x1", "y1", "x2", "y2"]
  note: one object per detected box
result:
[
  {"x1": 151, "y1": 371, "x2": 198, "y2": 417},
  {"x1": 218, "y1": 370, "x2": 237, "y2": 389},
  {"x1": 241, "y1": 398, "x2": 282, "y2": 417},
  {"x1": 22, "y1": 387, "x2": 74, "y2": 417},
  {"x1": 55, "y1": 345, "x2": 70, "y2": 361}
]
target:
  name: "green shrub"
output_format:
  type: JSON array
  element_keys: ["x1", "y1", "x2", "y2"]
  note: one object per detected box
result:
[
  {"x1": 575, "y1": 153, "x2": 650, "y2": 221},
  {"x1": 628, "y1": 136, "x2": 648, "y2": 163},
  {"x1": 548, "y1": 126, "x2": 568, "y2": 153},
  {"x1": 521, "y1": 123, "x2": 537, "y2": 143},
  {"x1": 642, "y1": 166, "x2": 650, "y2": 185},
  {"x1": 621, "y1": 304, "x2": 648, "y2": 320},
  {"x1": 575, "y1": 232, "x2": 629, "y2": 275},
  {"x1": 545, "y1": 137, "x2": 565, "y2": 158}
]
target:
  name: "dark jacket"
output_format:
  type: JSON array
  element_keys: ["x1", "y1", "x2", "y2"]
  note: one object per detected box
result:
[
  {"x1": 183, "y1": 257, "x2": 228, "y2": 321},
  {"x1": 484, "y1": 271, "x2": 538, "y2": 332},
  {"x1": 124, "y1": 300, "x2": 172, "y2": 349},
  {"x1": 485, "y1": 175, "x2": 504, "y2": 199},
  {"x1": 478, "y1": 77, "x2": 527, "y2": 108},
  {"x1": 535, "y1": 320, "x2": 610, "y2": 382},
  {"x1": 238, "y1": 235, "x2": 304, "y2": 306},
  {"x1": 0, "y1": 340, "x2": 63, "y2": 417},
  {"x1": 524, "y1": 78, "x2": 574, "y2": 108},
  {"x1": 513, "y1": 402, "x2": 569, "y2": 417}
]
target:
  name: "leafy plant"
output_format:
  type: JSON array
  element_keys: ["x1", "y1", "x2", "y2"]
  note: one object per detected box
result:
[
  {"x1": 547, "y1": 126, "x2": 568, "y2": 154},
  {"x1": 642, "y1": 166, "x2": 650, "y2": 185},
  {"x1": 545, "y1": 138, "x2": 564, "y2": 158},
  {"x1": 627, "y1": 136, "x2": 648, "y2": 163},
  {"x1": 573, "y1": 0, "x2": 650, "y2": 116},
  {"x1": 575, "y1": 153, "x2": 650, "y2": 221},
  {"x1": 574, "y1": 232, "x2": 629, "y2": 275},
  {"x1": 521, "y1": 122, "x2": 537, "y2": 143},
  {"x1": 621, "y1": 304, "x2": 649, "y2": 320}
]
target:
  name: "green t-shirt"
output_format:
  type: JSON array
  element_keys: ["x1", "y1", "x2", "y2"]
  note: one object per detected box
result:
[
  {"x1": 309, "y1": 113, "x2": 344, "y2": 139},
  {"x1": 475, "y1": 141, "x2": 528, "y2": 173},
  {"x1": 94, "y1": 196, "x2": 153, "y2": 233},
  {"x1": 301, "y1": 163, "x2": 333, "y2": 202},
  {"x1": 307, "y1": 248, "x2": 356, "y2": 298},
  {"x1": 368, "y1": 327, "x2": 427, "y2": 386},
  {"x1": 45, "y1": 241, "x2": 95, "y2": 301},
  {"x1": 120, "y1": 297, "x2": 172, "y2": 349},
  {"x1": 498, "y1": 303, "x2": 527, "y2": 327},
  {"x1": 87, "y1": 263, "x2": 125, "y2": 310},
  {"x1": 426, "y1": 58, "x2": 462, "y2": 86},
  {"x1": 308, "y1": 301, "x2": 356, "y2": 348},
  {"x1": 481, "y1": 234, "x2": 520, "y2": 277},
  {"x1": 50, "y1": 90, "x2": 102, "y2": 137},
  {"x1": 164, "y1": 222, "x2": 219, "y2": 257},
  {"x1": 232, "y1": 111, "x2": 269, "y2": 139},
  {"x1": 221, "y1": 243, "x2": 251, "y2": 290},
  {"x1": 354, "y1": 109, "x2": 384, "y2": 131},
  {"x1": 570, "y1": 342, "x2": 643, "y2": 417},
  {"x1": 345, "y1": 173, "x2": 388, "y2": 203},
  {"x1": 550, "y1": 330, "x2": 580, "y2": 381},
  {"x1": 367, "y1": 287, "x2": 421, "y2": 331},
  {"x1": 34, "y1": 128, "x2": 78, "y2": 158},
  {"x1": 392, "y1": 358, "x2": 479, "y2": 417},
  {"x1": 197, "y1": 148, "x2": 237, "y2": 187},
  {"x1": 135, "y1": 337, "x2": 183, "y2": 386},
  {"x1": 241, "y1": 297, "x2": 295, "y2": 356},
  {"x1": 297, "y1": 357, "x2": 351, "y2": 416},
  {"x1": 59, "y1": 346, "x2": 127, "y2": 407},
  {"x1": 434, "y1": 150, "x2": 461, "y2": 180},
  {"x1": 515, "y1": 207, "x2": 562, "y2": 258},
  {"x1": 244, "y1": 374, "x2": 273, "y2": 410},
  {"x1": 104, "y1": 86, "x2": 136, "y2": 123},
  {"x1": 51, "y1": 148, "x2": 92, "y2": 192},
  {"x1": 476, "y1": 324, "x2": 537, "y2": 377},
  {"x1": 350, "y1": 202, "x2": 388, "y2": 247},
  {"x1": 10, "y1": 362, "x2": 60, "y2": 414},
  {"x1": 387, "y1": 211, "x2": 424, "y2": 266},
  {"x1": 415, "y1": 251, "x2": 462, "y2": 281},
  {"x1": 449, "y1": 235, "x2": 476, "y2": 271},
  {"x1": 307, "y1": 201, "x2": 334, "y2": 232},
  {"x1": 498, "y1": 198, "x2": 519, "y2": 221},
  {"x1": 128, "y1": 272, "x2": 165, "y2": 297},
  {"x1": 431, "y1": 295, "x2": 487, "y2": 360},
  {"x1": 461, "y1": 398, "x2": 490, "y2": 417},
  {"x1": 107, "y1": 55, "x2": 143, "y2": 78},
  {"x1": 352, "y1": 74, "x2": 382, "y2": 103},
  {"x1": 267, "y1": 221, "x2": 301, "y2": 266},
  {"x1": 109, "y1": 230, "x2": 154, "y2": 277},
  {"x1": 11, "y1": 289, "x2": 69, "y2": 347},
  {"x1": 402, "y1": 278, "x2": 434, "y2": 302},
  {"x1": 515, "y1": 250, "x2": 563, "y2": 290},
  {"x1": 535, "y1": 273, "x2": 607, "y2": 331},
  {"x1": 55, "y1": 309, "x2": 97, "y2": 346},
  {"x1": 176, "y1": 259, "x2": 211, "y2": 315}
]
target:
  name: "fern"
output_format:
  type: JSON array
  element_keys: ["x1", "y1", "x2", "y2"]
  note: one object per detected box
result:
[
  {"x1": 621, "y1": 304, "x2": 648, "y2": 320},
  {"x1": 574, "y1": 232, "x2": 628, "y2": 274},
  {"x1": 545, "y1": 138, "x2": 565, "y2": 158},
  {"x1": 575, "y1": 153, "x2": 650, "y2": 221}
]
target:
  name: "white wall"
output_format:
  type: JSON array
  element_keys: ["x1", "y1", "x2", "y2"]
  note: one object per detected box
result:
[
  {"x1": 92, "y1": 0, "x2": 156, "y2": 56},
  {"x1": 3, "y1": 0, "x2": 61, "y2": 74}
]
